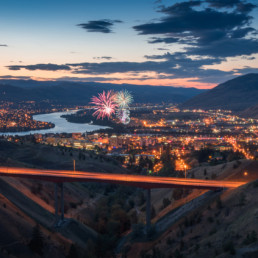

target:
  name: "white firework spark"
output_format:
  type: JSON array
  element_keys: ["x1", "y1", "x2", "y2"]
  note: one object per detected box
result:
[
  {"x1": 116, "y1": 109, "x2": 130, "y2": 124},
  {"x1": 115, "y1": 90, "x2": 133, "y2": 108}
]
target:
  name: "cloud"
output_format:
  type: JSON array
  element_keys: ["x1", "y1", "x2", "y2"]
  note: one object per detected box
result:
[
  {"x1": 65, "y1": 52, "x2": 233, "y2": 83},
  {"x1": 157, "y1": 48, "x2": 170, "y2": 51},
  {"x1": 7, "y1": 63, "x2": 71, "y2": 71},
  {"x1": 133, "y1": 0, "x2": 258, "y2": 58},
  {"x1": 68, "y1": 60, "x2": 172, "y2": 74},
  {"x1": 93, "y1": 56, "x2": 113, "y2": 60},
  {"x1": 160, "y1": 1, "x2": 202, "y2": 14},
  {"x1": 233, "y1": 67, "x2": 258, "y2": 74},
  {"x1": 241, "y1": 55, "x2": 256, "y2": 60},
  {"x1": 134, "y1": 6, "x2": 252, "y2": 36},
  {"x1": 231, "y1": 27, "x2": 255, "y2": 38},
  {"x1": 0, "y1": 44, "x2": 8, "y2": 47},
  {"x1": 187, "y1": 38, "x2": 258, "y2": 57},
  {"x1": 5, "y1": 56, "x2": 244, "y2": 84},
  {"x1": 77, "y1": 19, "x2": 122, "y2": 33},
  {"x1": 206, "y1": 0, "x2": 241, "y2": 8},
  {"x1": 56, "y1": 76, "x2": 121, "y2": 82},
  {"x1": 0, "y1": 75, "x2": 32, "y2": 80},
  {"x1": 237, "y1": 2, "x2": 257, "y2": 13},
  {"x1": 206, "y1": 0, "x2": 257, "y2": 13},
  {"x1": 148, "y1": 37, "x2": 180, "y2": 44}
]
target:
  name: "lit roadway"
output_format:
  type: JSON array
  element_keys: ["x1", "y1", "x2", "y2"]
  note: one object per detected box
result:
[{"x1": 0, "y1": 167, "x2": 245, "y2": 190}]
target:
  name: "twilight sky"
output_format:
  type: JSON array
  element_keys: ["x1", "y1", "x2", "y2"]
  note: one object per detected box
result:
[{"x1": 1, "y1": 0, "x2": 258, "y2": 89}]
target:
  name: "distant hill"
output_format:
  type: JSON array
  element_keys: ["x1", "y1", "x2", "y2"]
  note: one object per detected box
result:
[
  {"x1": 0, "y1": 80, "x2": 205, "y2": 104},
  {"x1": 181, "y1": 73, "x2": 258, "y2": 111}
]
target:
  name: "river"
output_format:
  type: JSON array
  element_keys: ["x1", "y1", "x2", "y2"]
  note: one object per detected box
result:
[{"x1": 0, "y1": 110, "x2": 108, "y2": 136}]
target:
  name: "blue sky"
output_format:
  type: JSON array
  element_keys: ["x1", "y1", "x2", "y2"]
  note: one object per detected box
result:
[{"x1": 1, "y1": 0, "x2": 258, "y2": 88}]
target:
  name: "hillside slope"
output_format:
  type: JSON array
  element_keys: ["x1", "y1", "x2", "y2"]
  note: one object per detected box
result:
[
  {"x1": 125, "y1": 160, "x2": 258, "y2": 258},
  {"x1": 0, "y1": 139, "x2": 129, "y2": 257},
  {"x1": 182, "y1": 73, "x2": 258, "y2": 111},
  {"x1": 240, "y1": 104, "x2": 258, "y2": 119}
]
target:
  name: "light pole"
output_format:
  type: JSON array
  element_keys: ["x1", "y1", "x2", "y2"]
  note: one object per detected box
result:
[
  {"x1": 73, "y1": 159, "x2": 76, "y2": 172},
  {"x1": 184, "y1": 164, "x2": 187, "y2": 178}
]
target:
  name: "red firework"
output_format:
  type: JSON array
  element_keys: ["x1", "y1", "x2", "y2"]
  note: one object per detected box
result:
[{"x1": 90, "y1": 90, "x2": 117, "y2": 119}]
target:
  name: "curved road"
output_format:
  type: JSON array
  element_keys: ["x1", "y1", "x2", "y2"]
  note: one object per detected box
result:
[{"x1": 0, "y1": 167, "x2": 245, "y2": 189}]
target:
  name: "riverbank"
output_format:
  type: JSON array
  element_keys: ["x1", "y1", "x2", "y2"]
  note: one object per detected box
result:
[{"x1": 0, "y1": 110, "x2": 109, "y2": 136}]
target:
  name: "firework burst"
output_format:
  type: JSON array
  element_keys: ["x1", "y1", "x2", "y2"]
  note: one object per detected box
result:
[
  {"x1": 90, "y1": 90, "x2": 117, "y2": 119},
  {"x1": 116, "y1": 109, "x2": 130, "y2": 124},
  {"x1": 115, "y1": 90, "x2": 133, "y2": 108}
]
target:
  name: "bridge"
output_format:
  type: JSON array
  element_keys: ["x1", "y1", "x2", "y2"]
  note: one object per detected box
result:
[{"x1": 0, "y1": 167, "x2": 245, "y2": 232}]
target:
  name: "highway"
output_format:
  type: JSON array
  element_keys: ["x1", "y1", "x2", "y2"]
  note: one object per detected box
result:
[{"x1": 0, "y1": 167, "x2": 246, "y2": 190}]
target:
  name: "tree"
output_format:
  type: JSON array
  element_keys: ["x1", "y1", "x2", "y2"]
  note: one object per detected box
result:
[
  {"x1": 67, "y1": 244, "x2": 79, "y2": 258},
  {"x1": 151, "y1": 205, "x2": 156, "y2": 219},
  {"x1": 159, "y1": 144, "x2": 176, "y2": 176},
  {"x1": 147, "y1": 158, "x2": 154, "y2": 171},
  {"x1": 238, "y1": 193, "x2": 246, "y2": 206},
  {"x1": 198, "y1": 148, "x2": 213, "y2": 163},
  {"x1": 162, "y1": 198, "x2": 171, "y2": 209},
  {"x1": 139, "y1": 156, "x2": 145, "y2": 169},
  {"x1": 29, "y1": 225, "x2": 44, "y2": 254},
  {"x1": 172, "y1": 188, "x2": 184, "y2": 200},
  {"x1": 216, "y1": 197, "x2": 223, "y2": 209}
]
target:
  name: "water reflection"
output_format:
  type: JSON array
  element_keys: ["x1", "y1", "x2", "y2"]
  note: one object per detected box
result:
[{"x1": 0, "y1": 110, "x2": 108, "y2": 136}]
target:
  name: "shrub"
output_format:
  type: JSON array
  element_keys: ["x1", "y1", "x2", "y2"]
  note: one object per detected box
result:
[
  {"x1": 172, "y1": 188, "x2": 184, "y2": 200},
  {"x1": 233, "y1": 162, "x2": 239, "y2": 169},
  {"x1": 166, "y1": 237, "x2": 173, "y2": 245},
  {"x1": 207, "y1": 216, "x2": 214, "y2": 223},
  {"x1": 243, "y1": 231, "x2": 257, "y2": 245},
  {"x1": 223, "y1": 241, "x2": 235, "y2": 255},
  {"x1": 216, "y1": 197, "x2": 223, "y2": 209},
  {"x1": 67, "y1": 244, "x2": 79, "y2": 258},
  {"x1": 162, "y1": 198, "x2": 171, "y2": 209},
  {"x1": 209, "y1": 228, "x2": 217, "y2": 236},
  {"x1": 194, "y1": 244, "x2": 200, "y2": 252},
  {"x1": 211, "y1": 173, "x2": 217, "y2": 179},
  {"x1": 180, "y1": 240, "x2": 184, "y2": 251},
  {"x1": 174, "y1": 249, "x2": 183, "y2": 258},
  {"x1": 29, "y1": 225, "x2": 44, "y2": 254},
  {"x1": 69, "y1": 202, "x2": 77, "y2": 209},
  {"x1": 132, "y1": 224, "x2": 144, "y2": 239},
  {"x1": 238, "y1": 193, "x2": 246, "y2": 206},
  {"x1": 253, "y1": 180, "x2": 258, "y2": 188}
]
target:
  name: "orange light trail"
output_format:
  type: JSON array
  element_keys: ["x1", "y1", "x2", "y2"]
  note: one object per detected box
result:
[{"x1": 0, "y1": 167, "x2": 245, "y2": 190}]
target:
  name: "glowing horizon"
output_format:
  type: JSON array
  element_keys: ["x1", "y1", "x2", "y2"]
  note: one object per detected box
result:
[{"x1": 0, "y1": 0, "x2": 258, "y2": 89}]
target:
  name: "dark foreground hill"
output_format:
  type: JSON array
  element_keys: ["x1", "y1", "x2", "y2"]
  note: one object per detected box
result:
[
  {"x1": 0, "y1": 80, "x2": 205, "y2": 105},
  {"x1": 125, "y1": 160, "x2": 258, "y2": 258},
  {"x1": 181, "y1": 73, "x2": 258, "y2": 111}
]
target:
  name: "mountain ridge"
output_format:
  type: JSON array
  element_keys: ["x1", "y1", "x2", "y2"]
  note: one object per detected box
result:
[
  {"x1": 181, "y1": 73, "x2": 258, "y2": 111},
  {"x1": 0, "y1": 80, "x2": 206, "y2": 105}
]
